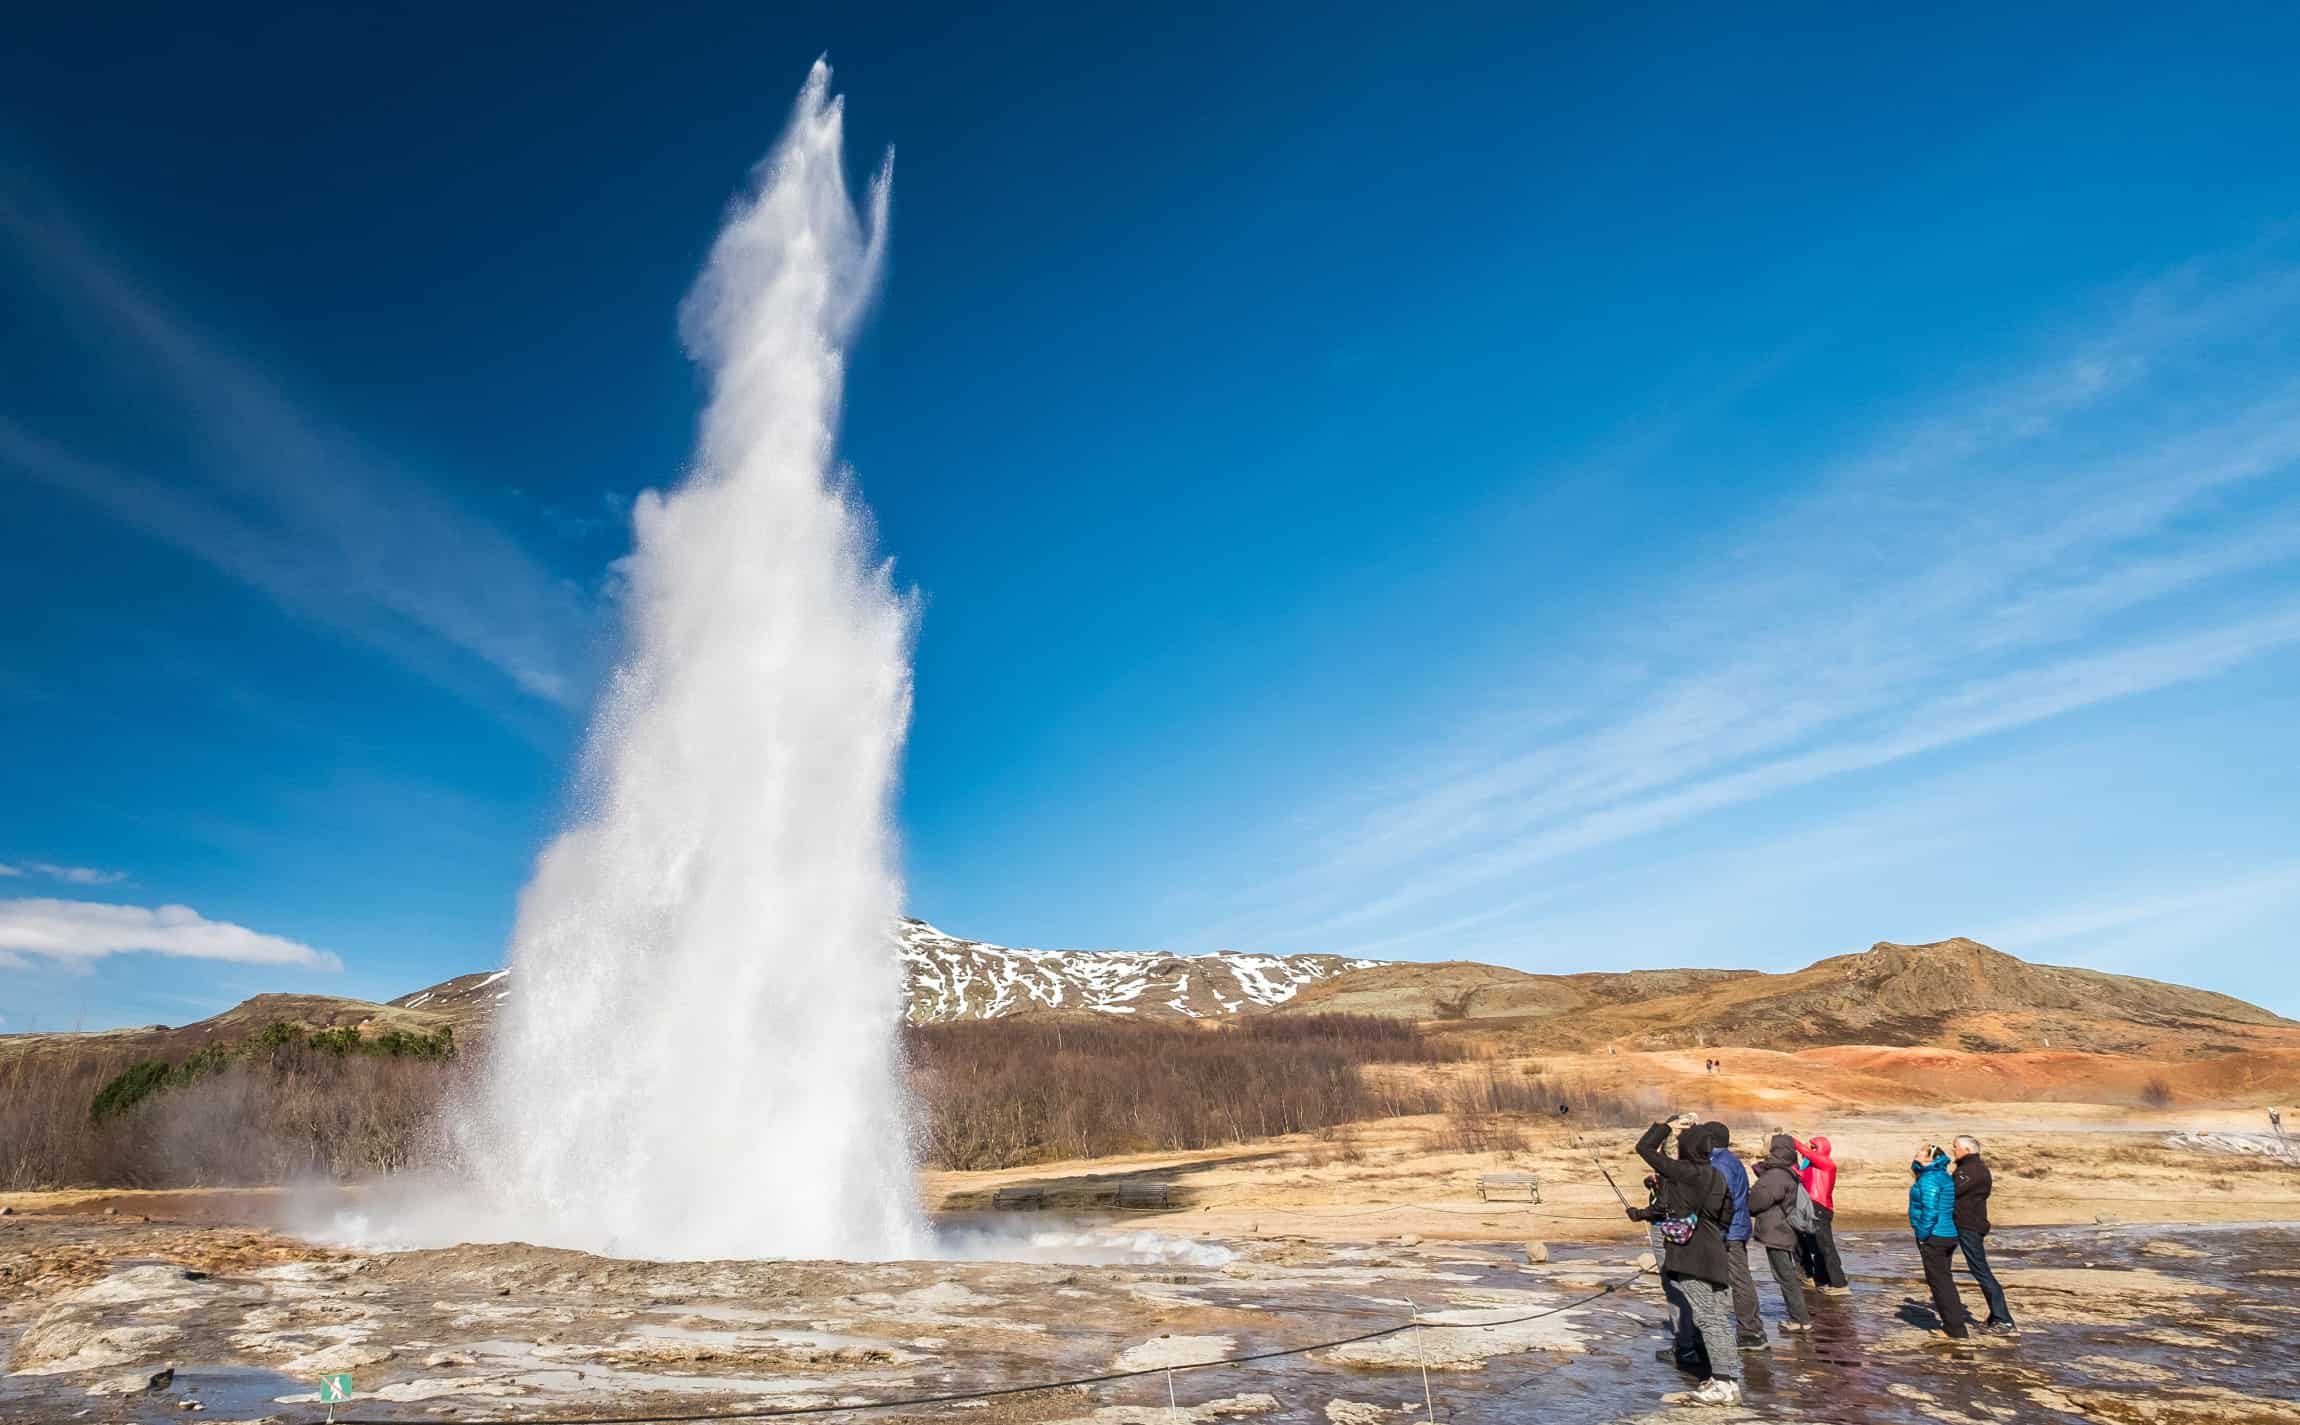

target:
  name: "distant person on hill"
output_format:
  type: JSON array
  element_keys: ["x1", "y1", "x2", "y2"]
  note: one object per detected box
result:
[
  {"x1": 1792, "y1": 1132, "x2": 1849, "y2": 1291},
  {"x1": 1702, "y1": 1121, "x2": 1766, "y2": 1350},
  {"x1": 1630, "y1": 1115, "x2": 1743, "y2": 1406},
  {"x1": 1744, "y1": 1134, "x2": 1813, "y2": 1332},
  {"x1": 1909, "y1": 1143, "x2": 1971, "y2": 1340},
  {"x1": 1950, "y1": 1136, "x2": 2016, "y2": 1334}
]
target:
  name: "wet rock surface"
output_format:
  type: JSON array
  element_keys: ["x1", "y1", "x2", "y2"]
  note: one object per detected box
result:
[{"x1": 0, "y1": 1217, "x2": 2295, "y2": 1424}]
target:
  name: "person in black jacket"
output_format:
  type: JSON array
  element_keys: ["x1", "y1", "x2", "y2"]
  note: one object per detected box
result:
[
  {"x1": 1951, "y1": 1135, "x2": 2016, "y2": 1333},
  {"x1": 1638, "y1": 1171, "x2": 1703, "y2": 1375},
  {"x1": 1630, "y1": 1116, "x2": 1742, "y2": 1406},
  {"x1": 1743, "y1": 1134, "x2": 1812, "y2": 1330}
]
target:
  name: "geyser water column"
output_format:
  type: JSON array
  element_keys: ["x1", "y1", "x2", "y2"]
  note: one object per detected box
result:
[{"x1": 454, "y1": 62, "x2": 923, "y2": 1261}]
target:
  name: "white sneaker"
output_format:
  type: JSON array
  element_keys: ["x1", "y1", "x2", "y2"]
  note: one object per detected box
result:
[{"x1": 1686, "y1": 1377, "x2": 1743, "y2": 1407}]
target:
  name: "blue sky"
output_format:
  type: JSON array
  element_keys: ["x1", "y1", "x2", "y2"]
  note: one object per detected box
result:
[{"x1": 4, "y1": 4, "x2": 2298, "y2": 1029}]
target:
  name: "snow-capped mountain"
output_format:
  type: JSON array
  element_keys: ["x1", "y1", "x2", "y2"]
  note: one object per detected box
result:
[
  {"x1": 896, "y1": 919, "x2": 1382, "y2": 1022},
  {"x1": 385, "y1": 919, "x2": 1385, "y2": 1028}
]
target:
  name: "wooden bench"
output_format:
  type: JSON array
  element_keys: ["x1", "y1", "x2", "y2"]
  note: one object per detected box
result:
[
  {"x1": 1113, "y1": 1181, "x2": 1174, "y2": 1210},
  {"x1": 991, "y1": 1186, "x2": 1047, "y2": 1211},
  {"x1": 1476, "y1": 1172, "x2": 1541, "y2": 1203}
]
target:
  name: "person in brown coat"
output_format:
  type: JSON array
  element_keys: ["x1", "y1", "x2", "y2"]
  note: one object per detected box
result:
[{"x1": 1744, "y1": 1133, "x2": 1812, "y2": 1329}]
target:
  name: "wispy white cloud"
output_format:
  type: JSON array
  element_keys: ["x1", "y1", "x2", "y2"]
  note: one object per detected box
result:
[
  {"x1": 1194, "y1": 250, "x2": 2300, "y2": 958},
  {"x1": 0, "y1": 200, "x2": 592, "y2": 711},
  {"x1": 0, "y1": 861, "x2": 129, "y2": 885},
  {"x1": 1979, "y1": 862, "x2": 2300, "y2": 955},
  {"x1": 0, "y1": 898, "x2": 340, "y2": 971}
]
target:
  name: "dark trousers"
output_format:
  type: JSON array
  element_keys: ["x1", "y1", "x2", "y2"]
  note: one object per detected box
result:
[
  {"x1": 1764, "y1": 1245, "x2": 1810, "y2": 1323},
  {"x1": 1957, "y1": 1228, "x2": 2013, "y2": 1325},
  {"x1": 1918, "y1": 1236, "x2": 1971, "y2": 1337},
  {"x1": 1798, "y1": 1205, "x2": 1849, "y2": 1288},
  {"x1": 1724, "y1": 1238, "x2": 1761, "y2": 1338}
]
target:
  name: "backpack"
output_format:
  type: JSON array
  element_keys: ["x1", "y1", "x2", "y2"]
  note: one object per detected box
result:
[{"x1": 1786, "y1": 1179, "x2": 1819, "y2": 1236}]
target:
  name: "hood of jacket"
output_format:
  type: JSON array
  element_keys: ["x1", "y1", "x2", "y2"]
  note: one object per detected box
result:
[
  {"x1": 1677, "y1": 1123, "x2": 1721, "y2": 1160},
  {"x1": 1765, "y1": 1133, "x2": 1799, "y2": 1167},
  {"x1": 1808, "y1": 1134, "x2": 1831, "y2": 1157},
  {"x1": 1912, "y1": 1150, "x2": 1950, "y2": 1178}
]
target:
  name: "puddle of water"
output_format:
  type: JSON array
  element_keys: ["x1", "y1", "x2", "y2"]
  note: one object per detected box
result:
[{"x1": 0, "y1": 1362, "x2": 310, "y2": 1425}]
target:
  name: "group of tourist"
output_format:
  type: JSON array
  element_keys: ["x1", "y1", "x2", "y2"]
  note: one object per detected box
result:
[{"x1": 1625, "y1": 1114, "x2": 2016, "y2": 1407}]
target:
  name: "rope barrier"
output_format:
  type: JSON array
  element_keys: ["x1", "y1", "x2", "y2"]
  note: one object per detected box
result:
[
  {"x1": 320, "y1": 1268, "x2": 1651, "y2": 1425},
  {"x1": 1243, "y1": 1200, "x2": 1634, "y2": 1222}
]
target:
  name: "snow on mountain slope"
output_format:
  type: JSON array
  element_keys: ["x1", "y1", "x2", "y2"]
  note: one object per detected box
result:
[
  {"x1": 896, "y1": 919, "x2": 1383, "y2": 1022},
  {"x1": 384, "y1": 920, "x2": 1386, "y2": 1028}
]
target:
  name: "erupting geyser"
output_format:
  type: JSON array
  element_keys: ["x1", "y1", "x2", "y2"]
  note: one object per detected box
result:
[{"x1": 448, "y1": 62, "x2": 923, "y2": 1260}]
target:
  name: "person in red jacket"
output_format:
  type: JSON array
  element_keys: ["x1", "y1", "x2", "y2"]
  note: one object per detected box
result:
[{"x1": 1792, "y1": 1133, "x2": 1850, "y2": 1291}]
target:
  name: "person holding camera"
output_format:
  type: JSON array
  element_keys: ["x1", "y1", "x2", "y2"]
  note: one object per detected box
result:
[
  {"x1": 1631, "y1": 1113, "x2": 1743, "y2": 1406},
  {"x1": 1909, "y1": 1141, "x2": 1971, "y2": 1340}
]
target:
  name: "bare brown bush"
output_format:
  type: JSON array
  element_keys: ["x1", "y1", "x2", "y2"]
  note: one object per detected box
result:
[
  {"x1": 1425, "y1": 1064, "x2": 1666, "y2": 1155},
  {"x1": 10, "y1": 1012, "x2": 1464, "y2": 1186},
  {"x1": 0, "y1": 1037, "x2": 466, "y2": 1190},
  {"x1": 904, "y1": 1015, "x2": 1451, "y2": 1170},
  {"x1": 0, "y1": 1052, "x2": 144, "y2": 1189},
  {"x1": 139, "y1": 1049, "x2": 470, "y2": 1183},
  {"x1": 1306, "y1": 1122, "x2": 1367, "y2": 1167}
]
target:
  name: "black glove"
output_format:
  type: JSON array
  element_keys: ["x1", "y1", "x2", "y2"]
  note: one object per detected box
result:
[{"x1": 1626, "y1": 1206, "x2": 1651, "y2": 1222}]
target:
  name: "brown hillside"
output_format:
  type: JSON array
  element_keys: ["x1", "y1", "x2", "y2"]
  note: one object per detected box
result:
[
  {"x1": 386, "y1": 969, "x2": 512, "y2": 1032},
  {"x1": 1282, "y1": 960, "x2": 1757, "y2": 1022},
  {"x1": 1454, "y1": 938, "x2": 2297, "y2": 1058},
  {"x1": 0, "y1": 993, "x2": 455, "y2": 1065}
]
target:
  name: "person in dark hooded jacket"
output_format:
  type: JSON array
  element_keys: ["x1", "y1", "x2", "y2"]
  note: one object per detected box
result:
[
  {"x1": 1703, "y1": 1122, "x2": 1765, "y2": 1349},
  {"x1": 1636, "y1": 1171, "x2": 1702, "y2": 1375},
  {"x1": 1743, "y1": 1133, "x2": 1812, "y2": 1329},
  {"x1": 1631, "y1": 1117, "x2": 1742, "y2": 1405}
]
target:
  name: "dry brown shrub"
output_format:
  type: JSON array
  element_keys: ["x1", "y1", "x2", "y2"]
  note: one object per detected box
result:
[
  {"x1": 13, "y1": 1011, "x2": 1468, "y2": 1186},
  {"x1": 904, "y1": 1014, "x2": 1452, "y2": 1170},
  {"x1": 0, "y1": 1040, "x2": 466, "y2": 1190}
]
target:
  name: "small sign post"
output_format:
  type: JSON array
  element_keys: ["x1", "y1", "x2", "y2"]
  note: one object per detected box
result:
[{"x1": 320, "y1": 1371, "x2": 354, "y2": 1422}]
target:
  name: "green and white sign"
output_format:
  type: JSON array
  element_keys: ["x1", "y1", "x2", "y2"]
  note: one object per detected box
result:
[{"x1": 320, "y1": 1372, "x2": 355, "y2": 1402}]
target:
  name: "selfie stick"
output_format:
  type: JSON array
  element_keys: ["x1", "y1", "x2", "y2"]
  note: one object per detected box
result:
[{"x1": 1592, "y1": 1154, "x2": 1633, "y2": 1210}]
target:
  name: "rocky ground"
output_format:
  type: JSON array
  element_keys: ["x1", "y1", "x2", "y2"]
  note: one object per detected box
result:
[
  {"x1": 3, "y1": 1200, "x2": 2297, "y2": 1425},
  {"x1": 5, "y1": 1099, "x2": 2296, "y2": 1424}
]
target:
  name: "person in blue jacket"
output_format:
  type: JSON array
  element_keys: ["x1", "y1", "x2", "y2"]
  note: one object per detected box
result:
[
  {"x1": 1700, "y1": 1122, "x2": 1764, "y2": 1348},
  {"x1": 1909, "y1": 1143, "x2": 1971, "y2": 1339}
]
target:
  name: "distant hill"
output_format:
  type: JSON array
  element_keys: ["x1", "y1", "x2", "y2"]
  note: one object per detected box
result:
[
  {"x1": 7, "y1": 927, "x2": 2290, "y2": 1066},
  {"x1": 0, "y1": 992, "x2": 459, "y2": 1065},
  {"x1": 1307, "y1": 937, "x2": 2295, "y2": 1059}
]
